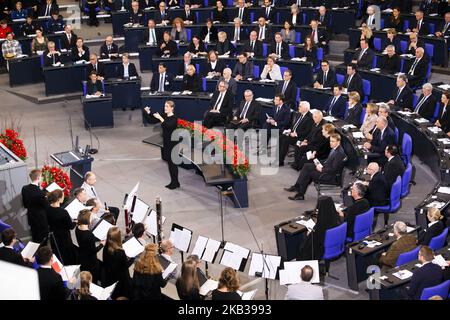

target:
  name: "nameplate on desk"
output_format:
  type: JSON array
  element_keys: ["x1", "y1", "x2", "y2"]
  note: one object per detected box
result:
[
  {"x1": 362, "y1": 240, "x2": 382, "y2": 248},
  {"x1": 437, "y1": 138, "x2": 450, "y2": 146},
  {"x1": 427, "y1": 126, "x2": 442, "y2": 134},
  {"x1": 397, "y1": 111, "x2": 414, "y2": 117},
  {"x1": 140, "y1": 86, "x2": 150, "y2": 91},
  {"x1": 370, "y1": 68, "x2": 381, "y2": 73},
  {"x1": 171, "y1": 91, "x2": 181, "y2": 95},
  {"x1": 437, "y1": 186, "x2": 450, "y2": 194},
  {"x1": 259, "y1": 79, "x2": 275, "y2": 83}
]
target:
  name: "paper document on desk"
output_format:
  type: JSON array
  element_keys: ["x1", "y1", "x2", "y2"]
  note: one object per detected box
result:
[
  {"x1": 162, "y1": 263, "x2": 178, "y2": 279},
  {"x1": 323, "y1": 116, "x2": 337, "y2": 122},
  {"x1": 393, "y1": 270, "x2": 413, "y2": 280},
  {"x1": 296, "y1": 219, "x2": 315, "y2": 231},
  {"x1": 370, "y1": 68, "x2": 380, "y2": 72},
  {"x1": 428, "y1": 126, "x2": 442, "y2": 134},
  {"x1": 248, "y1": 253, "x2": 281, "y2": 280},
  {"x1": 342, "y1": 124, "x2": 356, "y2": 130},
  {"x1": 414, "y1": 118, "x2": 429, "y2": 124},
  {"x1": 352, "y1": 131, "x2": 365, "y2": 139},
  {"x1": 255, "y1": 97, "x2": 273, "y2": 103},
  {"x1": 364, "y1": 240, "x2": 382, "y2": 248},
  {"x1": 438, "y1": 138, "x2": 450, "y2": 145},
  {"x1": 199, "y1": 279, "x2": 218, "y2": 296},
  {"x1": 406, "y1": 226, "x2": 415, "y2": 233},
  {"x1": 259, "y1": 79, "x2": 275, "y2": 83},
  {"x1": 438, "y1": 186, "x2": 450, "y2": 195},
  {"x1": 122, "y1": 237, "x2": 144, "y2": 258},
  {"x1": 426, "y1": 201, "x2": 446, "y2": 209},
  {"x1": 400, "y1": 54, "x2": 414, "y2": 59},
  {"x1": 290, "y1": 57, "x2": 303, "y2": 61},
  {"x1": 397, "y1": 111, "x2": 414, "y2": 117}
]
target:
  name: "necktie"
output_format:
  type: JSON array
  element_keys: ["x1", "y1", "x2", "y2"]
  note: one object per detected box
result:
[
  {"x1": 214, "y1": 93, "x2": 224, "y2": 110},
  {"x1": 346, "y1": 75, "x2": 352, "y2": 87},
  {"x1": 323, "y1": 71, "x2": 327, "y2": 85},
  {"x1": 311, "y1": 29, "x2": 315, "y2": 43},
  {"x1": 266, "y1": 7, "x2": 270, "y2": 18},
  {"x1": 108, "y1": 45, "x2": 111, "y2": 52},
  {"x1": 240, "y1": 101, "x2": 250, "y2": 118},
  {"x1": 239, "y1": 8, "x2": 243, "y2": 20},
  {"x1": 91, "y1": 187, "x2": 97, "y2": 197},
  {"x1": 293, "y1": 114, "x2": 303, "y2": 131},
  {"x1": 259, "y1": 27, "x2": 264, "y2": 40},
  {"x1": 418, "y1": 20, "x2": 422, "y2": 31},
  {"x1": 235, "y1": 28, "x2": 239, "y2": 41},
  {"x1": 68, "y1": 34, "x2": 71, "y2": 42},
  {"x1": 276, "y1": 106, "x2": 280, "y2": 115},
  {"x1": 409, "y1": 58, "x2": 419, "y2": 75},
  {"x1": 277, "y1": 43, "x2": 281, "y2": 56},
  {"x1": 395, "y1": 87, "x2": 402, "y2": 101},
  {"x1": 358, "y1": 48, "x2": 366, "y2": 61},
  {"x1": 282, "y1": 81, "x2": 288, "y2": 94},
  {"x1": 320, "y1": 15, "x2": 324, "y2": 23},
  {"x1": 93, "y1": 64, "x2": 97, "y2": 71},
  {"x1": 186, "y1": 11, "x2": 189, "y2": 19},
  {"x1": 415, "y1": 96, "x2": 428, "y2": 113},
  {"x1": 251, "y1": 41, "x2": 255, "y2": 51},
  {"x1": 329, "y1": 97, "x2": 336, "y2": 114},
  {"x1": 159, "y1": 73, "x2": 164, "y2": 91},
  {"x1": 45, "y1": 5, "x2": 50, "y2": 16},
  {"x1": 443, "y1": 23, "x2": 449, "y2": 34},
  {"x1": 442, "y1": 105, "x2": 447, "y2": 119}
]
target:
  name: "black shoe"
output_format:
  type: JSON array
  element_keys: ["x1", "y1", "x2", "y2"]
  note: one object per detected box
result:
[
  {"x1": 279, "y1": 162, "x2": 284, "y2": 167},
  {"x1": 166, "y1": 183, "x2": 180, "y2": 190},
  {"x1": 288, "y1": 193, "x2": 304, "y2": 200},
  {"x1": 284, "y1": 186, "x2": 298, "y2": 192}
]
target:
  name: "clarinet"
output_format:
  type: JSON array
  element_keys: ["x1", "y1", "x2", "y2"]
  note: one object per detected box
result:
[{"x1": 156, "y1": 196, "x2": 163, "y2": 253}]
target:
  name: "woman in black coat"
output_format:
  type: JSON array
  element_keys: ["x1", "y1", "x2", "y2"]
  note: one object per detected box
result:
[
  {"x1": 297, "y1": 196, "x2": 339, "y2": 260},
  {"x1": 300, "y1": 35, "x2": 318, "y2": 67},
  {"x1": 212, "y1": 0, "x2": 228, "y2": 23},
  {"x1": 182, "y1": 64, "x2": 202, "y2": 92},
  {"x1": 75, "y1": 209, "x2": 104, "y2": 282},
  {"x1": 144, "y1": 100, "x2": 180, "y2": 189},
  {"x1": 418, "y1": 208, "x2": 446, "y2": 246},
  {"x1": 46, "y1": 189, "x2": 77, "y2": 265}
]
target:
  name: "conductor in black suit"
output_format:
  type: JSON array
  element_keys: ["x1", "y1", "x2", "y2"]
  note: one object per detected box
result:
[
  {"x1": 0, "y1": 228, "x2": 33, "y2": 267},
  {"x1": 241, "y1": 31, "x2": 263, "y2": 58},
  {"x1": 351, "y1": 38, "x2": 375, "y2": 69},
  {"x1": 21, "y1": 169, "x2": 49, "y2": 243},
  {"x1": 343, "y1": 63, "x2": 364, "y2": 100},
  {"x1": 336, "y1": 182, "x2": 370, "y2": 240},
  {"x1": 99, "y1": 35, "x2": 119, "y2": 59},
  {"x1": 86, "y1": 53, "x2": 105, "y2": 80},
  {"x1": 228, "y1": 89, "x2": 260, "y2": 130},
  {"x1": 313, "y1": 60, "x2": 336, "y2": 89},
  {"x1": 144, "y1": 102, "x2": 180, "y2": 189},
  {"x1": 413, "y1": 83, "x2": 437, "y2": 121},
  {"x1": 383, "y1": 145, "x2": 405, "y2": 189},
  {"x1": 279, "y1": 101, "x2": 314, "y2": 166},
  {"x1": 117, "y1": 53, "x2": 138, "y2": 79},
  {"x1": 275, "y1": 69, "x2": 297, "y2": 109},
  {"x1": 388, "y1": 74, "x2": 413, "y2": 111},
  {"x1": 364, "y1": 116, "x2": 396, "y2": 166},
  {"x1": 406, "y1": 47, "x2": 428, "y2": 88},
  {"x1": 363, "y1": 162, "x2": 389, "y2": 207},
  {"x1": 286, "y1": 134, "x2": 346, "y2": 201},
  {"x1": 203, "y1": 81, "x2": 234, "y2": 128}
]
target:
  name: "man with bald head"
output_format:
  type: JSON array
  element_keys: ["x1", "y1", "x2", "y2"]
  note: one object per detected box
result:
[
  {"x1": 362, "y1": 162, "x2": 389, "y2": 207},
  {"x1": 100, "y1": 35, "x2": 119, "y2": 59},
  {"x1": 159, "y1": 239, "x2": 178, "y2": 279},
  {"x1": 363, "y1": 116, "x2": 396, "y2": 166},
  {"x1": 406, "y1": 47, "x2": 428, "y2": 88}
]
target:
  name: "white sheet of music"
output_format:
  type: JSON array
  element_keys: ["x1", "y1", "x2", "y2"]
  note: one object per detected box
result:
[
  {"x1": 170, "y1": 228, "x2": 192, "y2": 252},
  {"x1": 20, "y1": 241, "x2": 40, "y2": 259},
  {"x1": 221, "y1": 250, "x2": 243, "y2": 270},
  {"x1": 65, "y1": 199, "x2": 88, "y2": 220},
  {"x1": 0, "y1": 260, "x2": 40, "y2": 300},
  {"x1": 202, "y1": 239, "x2": 221, "y2": 263},
  {"x1": 122, "y1": 237, "x2": 144, "y2": 258},
  {"x1": 92, "y1": 220, "x2": 114, "y2": 241},
  {"x1": 199, "y1": 279, "x2": 219, "y2": 296},
  {"x1": 248, "y1": 253, "x2": 281, "y2": 280},
  {"x1": 60, "y1": 265, "x2": 80, "y2": 282},
  {"x1": 144, "y1": 210, "x2": 166, "y2": 237},
  {"x1": 90, "y1": 282, "x2": 117, "y2": 300},
  {"x1": 162, "y1": 263, "x2": 178, "y2": 279},
  {"x1": 45, "y1": 182, "x2": 63, "y2": 193},
  {"x1": 191, "y1": 236, "x2": 208, "y2": 258},
  {"x1": 131, "y1": 198, "x2": 149, "y2": 223},
  {"x1": 124, "y1": 182, "x2": 139, "y2": 211},
  {"x1": 238, "y1": 289, "x2": 257, "y2": 300}
]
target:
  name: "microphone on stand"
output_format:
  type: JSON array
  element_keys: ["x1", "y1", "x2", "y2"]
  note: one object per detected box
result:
[{"x1": 83, "y1": 117, "x2": 100, "y2": 154}]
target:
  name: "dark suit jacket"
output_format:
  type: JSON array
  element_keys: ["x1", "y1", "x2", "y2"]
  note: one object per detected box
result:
[
  {"x1": 150, "y1": 72, "x2": 174, "y2": 92},
  {"x1": 0, "y1": 247, "x2": 27, "y2": 266},
  {"x1": 129, "y1": 9, "x2": 143, "y2": 24},
  {"x1": 307, "y1": 120, "x2": 330, "y2": 160},
  {"x1": 60, "y1": 32, "x2": 77, "y2": 50},
  {"x1": 234, "y1": 100, "x2": 260, "y2": 124},
  {"x1": 232, "y1": 61, "x2": 254, "y2": 79},
  {"x1": 291, "y1": 111, "x2": 314, "y2": 141},
  {"x1": 269, "y1": 41, "x2": 290, "y2": 59},
  {"x1": 254, "y1": 26, "x2": 272, "y2": 42},
  {"x1": 383, "y1": 155, "x2": 406, "y2": 188},
  {"x1": 86, "y1": 80, "x2": 103, "y2": 95},
  {"x1": 437, "y1": 103, "x2": 450, "y2": 133},
  {"x1": 156, "y1": 40, "x2": 178, "y2": 57},
  {"x1": 344, "y1": 198, "x2": 371, "y2": 239},
  {"x1": 287, "y1": 13, "x2": 302, "y2": 26},
  {"x1": 407, "y1": 262, "x2": 443, "y2": 300},
  {"x1": 371, "y1": 126, "x2": 396, "y2": 154},
  {"x1": 343, "y1": 73, "x2": 364, "y2": 99},
  {"x1": 86, "y1": 62, "x2": 105, "y2": 79},
  {"x1": 315, "y1": 69, "x2": 336, "y2": 88},
  {"x1": 272, "y1": 104, "x2": 291, "y2": 130},
  {"x1": 71, "y1": 45, "x2": 90, "y2": 62},
  {"x1": 316, "y1": 12, "x2": 331, "y2": 29},
  {"x1": 392, "y1": 85, "x2": 413, "y2": 110},
  {"x1": 415, "y1": 94, "x2": 437, "y2": 121},
  {"x1": 21, "y1": 184, "x2": 49, "y2": 242},
  {"x1": 327, "y1": 95, "x2": 347, "y2": 119},
  {"x1": 406, "y1": 57, "x2": 428, "y2": 81},
  {"x1": 142, "y1": 28, "x2": 162, "y2": 44},
  {"x1": 182, "y1": 73, "x2": 202, "y2": 92},
  {"x1": 352, "y1": 47, "x2": 375, "y2": 69},
  {"x1": 366, "y1": 172, "x2": 389, "y2": 206},
  {"x1": 382, "y1": 37, "x2": 401, "y2": 53},
  {"x1": 381, "y1": 54, "x2": 401, "y2": 74},
  {"x1": 38, "y1": 3, "x2": 58, "y2": 16},
  {"x1": 234, "y1": 7, "x2": 250, "y2": 24},
  {"x1": 154, "y1": 10, "x2": 170, "y2": 24},
  {"x1": 37, "y1": 267, "x2": 70, "y2": 301},
  {"x1": 418, "y1": 220, "x2": 446, "y2": 246},
  {"x1": 213, "y1": 8, "x2": 229, "y2": 23},
  {"x1": 205, "y1": 60, "x2": 225, "y2": 75},
  {"x1": 308, "y1": 27, "x2": 328, "y2": 46},
  {"x1": 208, "y1": 90, "x2": 234, "y2": 118},
  {"x1": 345, "y1": 103, "x2": 363, "y2": 127},
  {"x1": 99, "y1": 42, "x2": 119, "y2": 59},
  {"x1": 215, "y1": 40, "x2": 236, "y2": 56},
  {"x1": 262, "y1": 6, "x2": 275, "y2": 22},
  {"x1": 412, "y1": 19, "x2": 429, "y2": 36},
  {"x1": 139, "y1": 0, "x2": 156, "y2": 9},
  {"x1": 322, "y1": 145, "x2": 346, "y2": 176},
  {"x1": 180, "y1": 10, "x2": 197, "y2": 23},
  {"x1": 275, "y1": 80, "x2": 297, "y2": 109},
  {"x1": 199, "y1": 26, "x2": 218, "y2": 42},
  {"x1": 241, "y1": 39, "x2": 263, "y2": 58},
  {"x1": 117, "y1": 63, "x2": 138, "y2": 78},
  {"x1": 227, "y1": 26, "x2": 248, "y2": 42}
]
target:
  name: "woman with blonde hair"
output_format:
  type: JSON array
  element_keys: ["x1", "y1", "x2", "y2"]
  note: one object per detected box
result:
[
  {"x1": 75, "y1": 271, "x2": 97, "y2": 300},
  {"x1": 361, "y1": 102, "x2": 379, "y2": 137},
  {"x1": 345, "y1": 91, "x2": 363, "y2": 127},
  {"x1": 103, "y1": 227, "x2": 133, "y2": 299},
  {"x1": 132, "y1": 243, "x2": 167, "y2": 300},
  {"x1": 359, "y1": 26, "x2": 373, "y2": 49},
  {"x1": 212, "y1": 267, "x2": 241, "y2": 300},
  {"x1": 418, "y1": 208, "x2": 446, "y2": 245},
  {"x1": 176, "y1": 260, "x2": 201, "y2": 300}
]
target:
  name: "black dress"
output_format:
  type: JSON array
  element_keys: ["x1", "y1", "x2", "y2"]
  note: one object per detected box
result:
[
  {"x1": 132, "y1": 271, "x2": 167, "y2": 300},
  {"x1": 75, "y1": 228, "x2": 103, "y2": 282},
  {"x1": 102, "y1": 244, "x2": 133, "y2": 299},
  {"x1": 211, "y1": 289, "x2": 241, "y2": 300},
  {"x1": 46, "y1": 206, "x2": 77, "y2": 265},
  {"x1": 175, "y1": 280, "x2": 202, "y2": 300}
]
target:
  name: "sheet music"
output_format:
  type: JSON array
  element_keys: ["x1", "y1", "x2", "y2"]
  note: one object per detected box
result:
[
  {"x1": 131, "y1": 198, "x2": 150, "y2": 223},
  {"x1": 279, "y1": 260, "x2": 320, "y2": 285},
  {"x1": 162, "y1": 263, "x2": 178, "y2": 279},
  {"x1": 90, "y1": 282, "x2": 117, "y2": 300},
  {"x1": 0, "y1": 261, "x2": 40, "y2": 300},
  {"x1": 60, "y1": 265, "x2": 80, "y2": 282},
  {"x1": 124, "y1": 182, "x2": 139, "y2": 211},
  {"x1": 122, "y1": 237, "x2": 145, "y2": 258},
  {"x1": 144, "y1": 209, "x2": 166, "y2": 237},
  {"x1": 248, "y1": 253, "x2": 281, "y2": 280},
  {"x1": 46, "y1": 182, "x2": 63, "y2": 193},
  {"x1": 238, "y1": 289, "x2": 257, "y2": 300},
  {"x1": 92, "y1": 220, "x2": 114, "y2": 241},
  {"x1": 202, "y1": 239, "x2": 221, "y2": 263},
  {"x1": 191, "y1": 236, "x2": 208, "y2": 258},
  {"x1": 170, "y1": 227, "x2": 192, "y2": 252},
  {"x1": 20, "y1": 241, "x2": 40, "y2": 259},
  {"x1": 221, "y1": 242, "x2": 250, "y2": 270},
  {"x1": 199, "y1": 279, "x2": 218, "y2": 296},
  {"x1": 65, "y1": 199, "x2": 88, "y2": 220}
]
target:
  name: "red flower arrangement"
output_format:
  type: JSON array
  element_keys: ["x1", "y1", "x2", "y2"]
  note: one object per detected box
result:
[
  {"x1": 41, "y1": 165, "x2": 73, "y2": 198},
  {"x1": 177, "y1": 119, "x2": 250, "y2": 177},
  {"x1": 0, "y1": 128, "x2": 27, "y2": 160}
]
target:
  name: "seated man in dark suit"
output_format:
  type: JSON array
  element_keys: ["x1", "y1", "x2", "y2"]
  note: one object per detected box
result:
[
  {"x1": 263, "y1": 94, "x2": 291, "y2": 143},
  {"x1": 387, "y1": 74, "x2": 414, "y2": 111},
  {"x1": 181, "y1": 3, "x2": 197, "y2": 24},
  {"x1": 379, "y1": 221, "x2": 417, "y2": 270},
  {"x1": 0, "y1": 228, "x2": 33, "y2": 267},
  {"x1": 286, "y1": 134, "x2": 346, "y2": 200},
  {"x1": 254, "y1": 16, "x2": 272, "y2": 43},
  {"x1": 241, "y1": 31, "x2": 263, "y2": 58},
  {"x1": 117, "y1": 53, "x2": 138, "y2": 79},
  {"x1": 99, "y1": 35, "x2": 119, "y2": 59},
  {"x1": 363, "y1": 162, "x2": 389, "y2": 207},
  {"x1": 150, "y1": 62, "x2": 174, "y2": 92},
  {"x1": 406, "y1": 47, "x2": 428, "y2": 88},
  {"x1": 364, "y1": 116, "x2": 396, "y2": 166},
  {"x1": 229, "y1": 17, "x2": 248, "y2": 42},
  {"x1": 351, "y1": 38, "x2": 375, "y2": 69},
  {"x1": 129, "y1": 0, "x2": 143, "y2": 24},
  {"x1": 378, "y1": 103, "x2": 396, "y2": 130},
  {"x1": 36, "y1": 246, "x2": 72, "y2": 300},
  {"x1": 343, "y1": 63, "x2": 364, "y2": 99},
  {"x1": 86, "y1": 71, "x2": 104, "y2": 96},
  {"x1": 43, "y1": 41, "x2": 62, "y2": 67},
  {"x1": 142, "y1": 19, "x2": 161, "y2": 45},
  {"x1": 406, "y1": 10, "x2": 429, "y2": 36},
  {"x1": 228, "y1": 89, "x2": 260, "y2": 130},
  {"x1": 279, "y1": 101, "x2": 314, "y2": 166},
  {"x1": 158, "y1": 239, "x2": 178, "y2": 280},
  {"x1": 203, "y1": 80, "x2": 234, "y2": 128},
  {"x1": 315, "y1": 6, "x2": 331, "y2": 31},
  {"x1": 337, "y1": 182, "x2": 370, "y2": 239},
  {"x1": 383, "y1": 145, "x2": 405, "y2": 189},
  {"x1": 269, "y1": 33, "x2": 290, "y2": 60},
  {"x1": 309, "y1": 19, "x2": 328, "y2": 49},
  {"x1": 71, "y1": 37, "x2": 90, "y2": 62},
  {"x1": 435, "y1": 12, "x2": 450, "y2": 38},
  {"x1": 380, "y1": 45, "x2": 401, "y2": 74},
  {"x1": 39, "y1": 0, "x2": 58, "y2": 17},
  {"x1": 86, "y1": 53, "x2": 105, "y2": 80},
  {"x1": 154, "y1": 1, "x2": 170, "y2": 25},
  {"x1": 275, "y1": 69, "x2": 297, "y2": 109},
  {"x1": 235, "y1": 0, "x2": 250, "y2": 24},
  {"x1": 435, "y1": 91, "x2": 450, "y2": 135},
  {"x1": 313, "y1": 60, "x2": 336, "y2": 89},
  {"x1": 413, "y1": 82, "x2": 437, "y2": 121},
  {"x1": 232, "y1": 53, "x2": 254, "y2": 80},
  {"x1": 262, "y1": 0, "x2": 275, "y2": 23},
  {"x1": 326, "y1": 85, "x2": 347, "y2": 119},
  {"x1": 60, "y1": 25, "x2": 77, "y2": 50},
  {"x1": 405, "y1": 246, "x2": 443, "y2": 300}
]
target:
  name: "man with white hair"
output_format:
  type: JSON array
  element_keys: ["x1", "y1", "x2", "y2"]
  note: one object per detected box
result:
[
  {"x1": 178, "y1": 52, "x2": 192, "y2": 75},
  {"x1": 362, "y1": 162, "x2": 389, "y2": 207},
  {"x1": 363, "y1": 116, "x2": 396, "y2": 166},
  {"x1": 203, "y1": 80, "x2": 233, "y2": 128},
  {"x1": 361, "y1": 5, "x2": 377, "y2": 30},
  {"x1": 380, "y1": 45, "x2": 401, "y2": 74},
  {"x1": 315, "y1": 6, "x2": 330, "y2": 31},
  {"x1": 230, "y1": 17, "x2": 247, "y2": 42},
  {"x1": 159, "y1": 239, "x2": 179, "y2": 280},
  {"x1": 413, "y1": 83, "x2": 437, "y2": 121},
  {"x1": 218, "y1": 67, "x2": 237, "y2": 95},
  {"x1": 278, "y1": 101, "x2": 313, "y2": 166},
  {"x1": 379, "y1": 221, "x2": 417, "y2": 270},
  {"x1": 406, "y1": 47, "x2": 428, "y2": 88}
]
